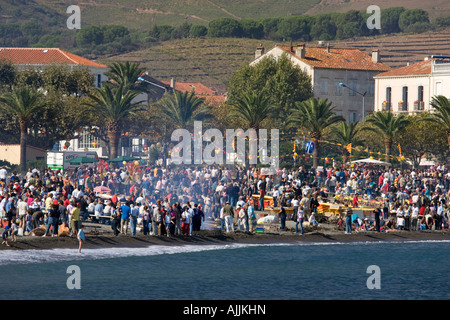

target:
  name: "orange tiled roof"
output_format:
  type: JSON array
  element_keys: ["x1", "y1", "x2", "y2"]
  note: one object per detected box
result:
[
  {"x1": 0, "y1": 47, "x2": 108, "y2": 68},
  {"x1": 375, "y1": 59, "x2": 435, "y2": 77},
  {"x1": 160, "y1": 80, "x2": 225, "y2": 102},
  {"x1": 279, "y1": 45, "x2": 391, "y2": 72}
]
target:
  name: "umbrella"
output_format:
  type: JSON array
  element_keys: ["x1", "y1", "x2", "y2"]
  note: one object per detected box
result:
[
  {"x1": 67, "y1": 156, "x2": 98, "y2": 165},
  {"x1": 93, "y1": 186, "x2": 111, "y2": 193},
  {"x1": 107, "y1": 155, "x2": 140, "y2": 163},
  {"x1": 350, "y1": 158, "x2": 391, "y2": 166}
]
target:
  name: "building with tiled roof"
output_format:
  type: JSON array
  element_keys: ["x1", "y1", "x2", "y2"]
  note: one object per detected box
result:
[
  {"x1": 251, "y1": 43, "x2": 391, "y2": 122},
  {"x1": 137, "y1": 74, "x2": 225, "y2": 104},
  {"x1": 374, "y1": 56, "x2": 450, "y2": 114},
  {"x1": 160, "y1": 79, "x2": 225, "y2": 103},
  {"x1": 0, "y1": 47, "x2": 108, "y2": 88}
]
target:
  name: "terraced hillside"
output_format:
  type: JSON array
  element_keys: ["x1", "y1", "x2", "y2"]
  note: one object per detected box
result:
[
  {"x1": 337, "y1": 28, "x2": 450, "y2": 69},
  {"x1": 99, "y1": 27, "x2": 450, "y2": 93}
]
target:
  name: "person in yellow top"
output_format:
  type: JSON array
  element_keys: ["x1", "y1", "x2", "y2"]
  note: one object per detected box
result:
[
  {"x1": 45, "y1": 195, "x2": 53, "y2": 212},
  {"x1": 71, "y1": 202, "x2": 81, "y2": 238}
]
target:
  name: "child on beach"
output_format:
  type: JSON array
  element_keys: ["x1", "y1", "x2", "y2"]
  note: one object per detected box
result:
[
  {"x1": 2, "y1": 226, "x2": 10, "y2": 246},
  {"x1": 77, "y1": 224, "x2": 85, "y2": 253}
]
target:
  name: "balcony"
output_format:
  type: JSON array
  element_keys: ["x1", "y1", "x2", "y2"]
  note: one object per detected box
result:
[
  {"x1": 381, "y1": 102, "x2": 392, "y2": 111},
  {"x1": 413, "y1": 101, "x2": 425, "y2": 111},
  {"x1": 398, "y1": 101, "x2": 408, "y2": 112}
]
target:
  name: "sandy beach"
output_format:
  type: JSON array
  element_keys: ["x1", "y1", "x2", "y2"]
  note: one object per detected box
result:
[{"x1": 1, "y1": 220, "x2": 449, "y2": 251}]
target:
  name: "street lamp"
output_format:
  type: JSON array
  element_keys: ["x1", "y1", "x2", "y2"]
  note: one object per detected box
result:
[
  {"x1": 137, "y1": 76, "x2": 167, "y2": 93},
  {"x1": 339, "y1": 82, "x2": 367, "y2": 121}
]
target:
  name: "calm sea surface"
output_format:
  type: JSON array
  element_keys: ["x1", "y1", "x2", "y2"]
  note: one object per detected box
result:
[{"x1": 0, "y1": 240, "x2": 449, "y2": 300}]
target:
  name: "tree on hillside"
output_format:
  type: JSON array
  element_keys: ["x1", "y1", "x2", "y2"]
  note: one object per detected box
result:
[
  {"x1": 398, "y1": 9, "x2": 430, "y2": 33},
  {"x1": 381, "y1": 7, "x2": 406, "y2": 34},
  {"x1": 277, "y1": 16, "x2": 312, "y2": 41},
  {"x1": 208, "y1": 18, "x2": 243, "y2": 38},
  {"x1": 287, "y1": 98, "x2": 344, "y2": 168}
]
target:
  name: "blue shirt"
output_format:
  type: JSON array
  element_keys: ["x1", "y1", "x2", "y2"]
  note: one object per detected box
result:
[{"x1": 120, "y1": 205, "x2": 131, "y2": 219}]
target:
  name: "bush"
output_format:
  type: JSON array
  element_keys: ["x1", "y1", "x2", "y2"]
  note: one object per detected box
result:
[
  {"x1": 208, "y1": 18, "x2": 243, "y2": 37},
  {"x1": 398, "y1": 9, "x2": 430, "y2": 32},
  {"x1": 189, "y1": 25, "x2": 208, "y2": 38}
]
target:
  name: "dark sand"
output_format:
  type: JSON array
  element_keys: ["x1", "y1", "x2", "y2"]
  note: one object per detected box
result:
[{"x1": 1, "y1": 221, "x2": 449, "y2": 251}]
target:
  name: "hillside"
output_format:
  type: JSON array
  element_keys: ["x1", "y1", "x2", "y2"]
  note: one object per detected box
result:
[
  {"x1": 10, "y1": 0, "x2": 450, "y2": 30},
  {"x1": 98, "y1": 27, "x2": 450, "y2": 93}
]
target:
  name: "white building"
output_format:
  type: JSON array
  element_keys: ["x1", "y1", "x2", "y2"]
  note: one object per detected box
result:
[
  {"x1": 0, "y1": 47, "x2": 110, "y2": 157},
  {"x1": 374, "y1": 56, "x2": 450, "y2": 114},
  {"x1": 251, "y1": 43, "x2": 391, "y2": 122}
]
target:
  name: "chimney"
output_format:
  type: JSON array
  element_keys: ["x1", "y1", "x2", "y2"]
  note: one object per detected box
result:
[
  {"x1": 255, "y1": 46, "x2": 264, "y2": 59},
  {"x1": 295, "y1": 44, "x2": 305, "y2": 59},
  {"x1": 372, "y1": 49, "x2": 380, "y2": 63},
  {"x1": 170, "y1": 77, "x2": 175, "y2": 89},
  {"x1": 326, "y1": 42, "x2": 331, "y2": 53}
]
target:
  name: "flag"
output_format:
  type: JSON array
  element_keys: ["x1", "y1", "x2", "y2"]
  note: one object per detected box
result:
[
  {"x1": 345, "y1": 143, "x2": 352, "y2": 153},
  {"x1": 293, "y1": 140, "x2": 296, "y2": 152},
  {"x1": 398, "y1": 143, "x2": 402, "y2": 154}
]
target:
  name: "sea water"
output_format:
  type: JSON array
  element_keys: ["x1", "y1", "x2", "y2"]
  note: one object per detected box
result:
[{"x1": 0, "y1": 240, "x2": 448, "y2": 300}]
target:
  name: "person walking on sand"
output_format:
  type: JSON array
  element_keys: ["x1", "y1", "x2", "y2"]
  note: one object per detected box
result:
[
  {"x1": 2, "y1": 225, "x2": 10, "y2": 246},
  {"x1": 77, "y1": 224, "x2": 85, "y2": 253}
]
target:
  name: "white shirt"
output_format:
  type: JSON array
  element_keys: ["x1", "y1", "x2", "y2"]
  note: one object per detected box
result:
[{"x1": 18, "y1": 200, "x2": 29, "y2": 217}]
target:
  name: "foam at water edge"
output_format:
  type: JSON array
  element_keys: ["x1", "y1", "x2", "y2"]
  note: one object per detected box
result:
[{"x1": 0, "y1": 240, "x2": 448, "y2": 266}]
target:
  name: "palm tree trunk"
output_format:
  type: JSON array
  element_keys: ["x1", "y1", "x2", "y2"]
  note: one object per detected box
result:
[
  {"x1": 311, "y1": 133, "x2": 321, "y2": 168},
  {"x1": 384, "y1": 139, "x2": 392, "y2": 164},
  {"x1": 447, "y1": 132, "x2": 450, "y2": 152},
  {"x1": 19, "y1": 120, "x2": 27, "y2": 172},
  {"x1": 107, "y1": 125, "x2": 121, "y2": 160}
]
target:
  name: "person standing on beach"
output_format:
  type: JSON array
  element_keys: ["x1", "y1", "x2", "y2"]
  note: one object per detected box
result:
[
  {"x1": 129, "y1": 203, "x2": 139, "y2": 236},
  {"x1": 295, "y1": 208, "x2": 304, "y2": 235},
  {"x1": 119, "y1": 201, "x2": 131, "y2": 235},
  {"x1": 77, "y1": 224, "x2": 85, "y2": 253},
  {"x1": 374, "y1": 207, "x2": 382, "y2": 232},
  {"x1": 222, "y1": 201, "x2": 235, "y2": 232},
  {"x1": 344, "y1": 204, "x2": 353, "y2": 234},
  {"x1": 70, "y1": 202, "x2": 81, "y2": 238}
]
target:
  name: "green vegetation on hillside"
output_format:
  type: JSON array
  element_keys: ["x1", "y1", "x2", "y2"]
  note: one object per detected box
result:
[{"x1": 1, "y1": 2, "x2": 449, "y2": 59}]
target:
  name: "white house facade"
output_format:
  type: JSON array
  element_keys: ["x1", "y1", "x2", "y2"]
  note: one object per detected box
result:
[
  {"x1": 251, "y1": 43, "x2": 391, "y2": 122},
  {"x1": 374, "y1": 56, "x2": 450, "y2": 114}
]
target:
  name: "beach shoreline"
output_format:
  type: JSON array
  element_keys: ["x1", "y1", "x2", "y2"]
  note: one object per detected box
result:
[{"x1": 1, "y1": 223, "x2": 449, "y2": 251}]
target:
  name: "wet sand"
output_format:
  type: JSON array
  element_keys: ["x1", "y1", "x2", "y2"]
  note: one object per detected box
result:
[{"x1": 1, "y1": 221, "x2": 449, "y2": 251}]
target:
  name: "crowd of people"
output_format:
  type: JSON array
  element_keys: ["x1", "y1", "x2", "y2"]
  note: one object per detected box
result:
[{"x1": 0, "y1": 162, "x2": 449, "y2": 246}]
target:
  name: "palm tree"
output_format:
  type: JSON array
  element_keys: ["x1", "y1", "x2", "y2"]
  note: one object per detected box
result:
[
  {"x1": 288, "y1": 98, "x2": 344, "y2": 168},
  {"x1": 84, "y1": 84, "x2": 144, "y2": 159},
  {"x1": 156, "y1": 90, "x2": 210, "y2": 129},
  {"x1": 227, "y1": 91, "x2": 277, "y2": 167},
  {"x1": 330, "y1": 121, "x2": 364, "y2": 163},
  {"x1": 362, "y1": 111, "x2": 410, "y2": 163},
  {"x1": 0, "y1": 86, "x2": 45, "y2": 171},
  {"x1": 419, "y1": 95, "x2": 450, "y2": 151},
  {"x1": 227, "y1": 91, "x2": 277, "y2": 131},
  {"x1": 105, "y1": 61, "x2": 145, "y2": 90}
]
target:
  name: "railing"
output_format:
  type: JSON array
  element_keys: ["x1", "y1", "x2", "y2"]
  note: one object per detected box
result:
[
  {"x1": 413, "y1": 101, "x2": 425, "y2": 111},
  {"x1": 398, "y1": 101, "x2": 408, "y2": 111},
  {"x1": 381, "y1": 102, "x2": 392, "y2": 111}
]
